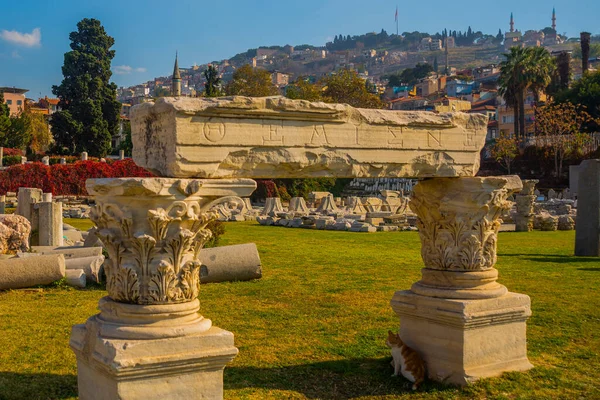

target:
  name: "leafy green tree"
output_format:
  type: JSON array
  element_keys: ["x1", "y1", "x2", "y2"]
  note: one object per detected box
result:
[
  {"x1": 572, "y1": 42, "x2": 600, "y2": 61},
  {"x1": 203, "y1": 65, "x2": 222, "y2": 97},
  {"x1": 387, "y1": 63, "x2": 434, "y2": 87},
  {"x1": 321, "y1": 69, "x2": 383, "y2": 109},
  {"x1": 2, "y1": 107, "x2": 32, "y2": 150},
  {"x1": 51, "y1": 18, "x2": 121, "y2": 157},
  {"x1": 556, "y1": 70, "x2": 600, "y2": 132},
  {"x1": 535, "y1": 102, "x2": 599, "y2": 177},
  {"x1": 0, "y1": 92, "x2": 10, "y2": 140},
  {"x1": 118, "y1": 119, "x2": 132, "y2": 156},
  {"x1": 27, "y1": 111, "x2": 52, "y2": 154},
  {"x1": 153, "y1": 87, "x2": 171, "y2": 98},
  {"x1": 285, "y1": 77, "x2": 322, "y2": 101},
  {"x1": 225, "y1": 64, "x2": 278, "y2": 97},
  {"x1": 490, "y1": 133, "x2": 518, "y2": 174}
]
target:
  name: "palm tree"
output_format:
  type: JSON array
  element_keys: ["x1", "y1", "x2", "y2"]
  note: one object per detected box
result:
[
  {"x1": 499, "y1": 47, "x2": 528, "y2": 138},
  {"x1": 498, "y1": 47, "x2": 556, "y2": 138},
  {"x1": 527, "y1": 47, "x2": 555, "y2": 135},
  {"x1": 528, "y1": 47, "x2": 555, "y2": 103}
]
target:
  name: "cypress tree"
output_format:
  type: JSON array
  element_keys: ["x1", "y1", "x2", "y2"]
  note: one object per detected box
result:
[{"x1": 51, "y1": 18, "x2": 121, "y2": 157}]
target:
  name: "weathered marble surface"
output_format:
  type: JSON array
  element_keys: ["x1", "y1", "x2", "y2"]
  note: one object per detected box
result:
[
  {"x1": 131, "y1": 96, "x2": 488, "y2": 179},
  {"x1": 0, "y1": 214, "x2": 31, "y2": 254}
]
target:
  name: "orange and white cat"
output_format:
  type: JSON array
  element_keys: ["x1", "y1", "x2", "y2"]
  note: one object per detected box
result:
[{"x1": 386, "y1": 330, "x2": 426, "y2": 390}]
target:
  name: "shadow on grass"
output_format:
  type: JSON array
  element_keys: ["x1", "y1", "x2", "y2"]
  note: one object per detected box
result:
[
  {"x1": 225, "y1": 357, "x2": 452, "y2": 399},
  {"x1": 577, "y1": 267, "x2": 600, "y2": 271},
  {"x1": 499, "y1": 253, "x2": 600, "y2": 264},
  {"x1": 520, "y1": 256, "x2": 600, "y2": 264},
  {"x1": 0, "y1": 372, "x2": 77, "y2": 400}
]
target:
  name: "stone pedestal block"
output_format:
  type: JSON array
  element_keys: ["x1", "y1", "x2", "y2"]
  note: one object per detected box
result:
[
  {"x1": 391, "y1": 291, "x2": 533, "y2": 385},
  {"x1": 70, "y1": 298, "x2": 237, "y2": 400}
]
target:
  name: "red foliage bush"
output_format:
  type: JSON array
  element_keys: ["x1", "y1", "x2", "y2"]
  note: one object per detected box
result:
[
  {"x1": 251, "y1": 179, "x2": 279, "y2": 201},
  {"x1": 0, "y1": 159, "x2": 154, "y2": 196},
  {"x1": 2, "y1": 148, "x2": 23, "y2": 156}
]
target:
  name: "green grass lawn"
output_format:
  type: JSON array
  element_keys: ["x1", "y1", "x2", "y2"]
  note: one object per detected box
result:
[
  {"x1": 1, "y1": 221, "x2": 599, "y2": 399},
  {"x1": 62, "y1": 218, "x2": 94, "y2": 232}
]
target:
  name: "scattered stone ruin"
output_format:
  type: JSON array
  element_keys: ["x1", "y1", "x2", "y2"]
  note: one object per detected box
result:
[{"x1": 257, "y1": 190, "x2": 415, "y2": 232}]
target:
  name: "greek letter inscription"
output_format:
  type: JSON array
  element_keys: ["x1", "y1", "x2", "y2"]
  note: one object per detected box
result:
[
  {"x1": 388, "y1": 127, "x2": 403, "y2": 146},
  {"x1": 203, "y1": 122, "x2": 226, "y2": 142},
  {"x1": 427, "y1": 130, "x2": 442, "y2": 147},
  {"x1": 263, "y1": 121, "x2": 284, "y2": 145},
  {"x1": 310, "y1": 125, "x2": 329, "y2": 145}
]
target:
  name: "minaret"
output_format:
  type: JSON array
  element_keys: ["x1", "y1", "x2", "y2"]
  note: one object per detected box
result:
[
  {"x1": 510, "y1": 12, "x2": 514, "y2": 33},
  {"x1": 551, "y1": 8, "x2": 556, "y2": 31},
  {"x1": 172, "y1": 51, "x2": 181, "y2": 97}
]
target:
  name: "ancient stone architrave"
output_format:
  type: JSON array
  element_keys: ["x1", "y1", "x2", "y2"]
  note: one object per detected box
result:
[
  {"x1": 87, "y1": 177, "x2": 256, "y2": 305},
  {"x1": 130, "y1": 96, "x2": 488, "y2": 179}
]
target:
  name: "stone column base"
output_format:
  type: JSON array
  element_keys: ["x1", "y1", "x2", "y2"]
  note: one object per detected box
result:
[
  {"x1": 390, "y1": 290, "x2": 533, "y2": 386},
  {"x1": 70, "y1": 298, "x2": 238, "y2": 400}
]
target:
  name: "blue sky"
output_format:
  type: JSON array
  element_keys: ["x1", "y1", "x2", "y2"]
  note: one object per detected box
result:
[{"x1": 1, "y1": 0, "x2": 598, "y2": 98}]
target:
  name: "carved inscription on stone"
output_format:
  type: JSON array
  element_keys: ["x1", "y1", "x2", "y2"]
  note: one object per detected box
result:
[
  {"x1": 388, "y1": 127, "x2": 403, "y2": 146},
  {"x1": 132, "y1": 96, "x2": 489, "y2": 178},
  {"x1": 309, "y1": 125, "x2": 329, "y2": 145},
  {"x1": 263, "y1": 121, "x2": 284, "y2": 145},
  {"x1": 203, "y1": 122, "x2": 226, "y2": 142},
  {"x1": 427, "y1": 130, "x2": 442, "y2": 147}
]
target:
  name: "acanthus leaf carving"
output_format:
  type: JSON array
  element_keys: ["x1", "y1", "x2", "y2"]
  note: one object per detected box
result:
[
  {"x1": 410, "y1": 178, "x2": 513, "y2": 272},
  {"x1": 90, "y1": 198, "x2": 218, "y2": 305}
]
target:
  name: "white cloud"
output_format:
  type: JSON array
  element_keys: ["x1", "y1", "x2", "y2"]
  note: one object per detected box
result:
[
  {"x1": 0, "y1": 28, "x2": 41, "y2": 47},
  {"x1": 113, "y1": 65, "x2": 146, "y2": 75},
  {"x1": 113, "y1": 65, "x2": 133, "y2": 74}
]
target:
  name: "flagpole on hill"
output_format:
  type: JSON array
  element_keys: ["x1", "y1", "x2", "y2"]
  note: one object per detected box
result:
[{"x1": 395, "y1": 6, "x2": 399, "y2": 36}]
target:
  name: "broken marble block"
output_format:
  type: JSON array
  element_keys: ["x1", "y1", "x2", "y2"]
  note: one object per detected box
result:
[
  {"x1": 0, "y1": 214, "x2": 31, "y2": 254},
  {"x1": 131, "y1": 96, "x2": 487, "y2": 179}
]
